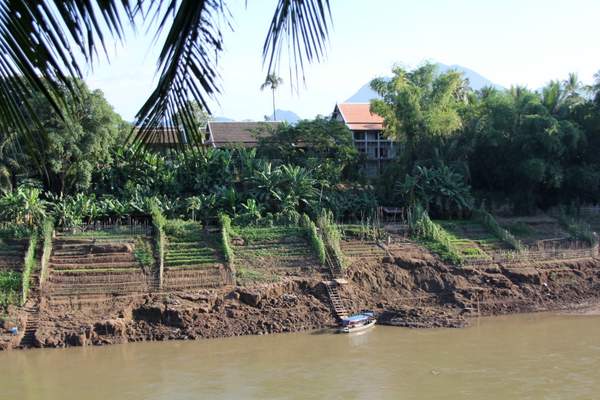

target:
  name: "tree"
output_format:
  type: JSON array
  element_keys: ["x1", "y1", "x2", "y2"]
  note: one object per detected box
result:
[
  {"x1": 260, "y1": 73, "x2": 284, "y2": 121},
  {"x1": 370, "y1": 63, "x2": 467, "y2": 166},
  {"x1": 256, "y1": 117, "x2": 358, "y2": 182},
  {"x1": 395, "y1": 164, "x2": 474, "y2": 218},
  {"x1": 19, "y1": 79, "x2": 124, "y2": 195},
  {"x1": 0, "y1": 1, "x2": 332, "y2": 153},
  {"x1": 0, "y1": 186, "x2": 47, "y2": 227}
]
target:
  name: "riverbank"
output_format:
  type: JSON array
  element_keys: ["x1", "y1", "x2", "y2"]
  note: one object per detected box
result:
[{"x1": 2, "y1": 246, "x2": 599, "y2": 350}]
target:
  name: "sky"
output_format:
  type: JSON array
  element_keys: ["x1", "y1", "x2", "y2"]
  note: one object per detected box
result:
[{"x1": 85, "y1": 0, "x2": 600, "y2": 122}]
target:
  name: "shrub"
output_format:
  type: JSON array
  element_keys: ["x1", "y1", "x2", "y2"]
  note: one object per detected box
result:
[{"x1": 396, "y1": 165, "x2": 474, "y2": 219}]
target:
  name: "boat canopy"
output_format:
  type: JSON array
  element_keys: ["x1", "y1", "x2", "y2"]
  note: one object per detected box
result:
[{"x1": 342, "y1": 314, "x2": 371, "y2": 323}]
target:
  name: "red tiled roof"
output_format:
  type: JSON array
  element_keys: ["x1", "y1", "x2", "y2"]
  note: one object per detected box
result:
[
  {"x1": 336, "y1": 103, "x2": 384, "y2": 131},
  {"x1": 206, "y1": 121, "x2": 281, "y2": 148}
]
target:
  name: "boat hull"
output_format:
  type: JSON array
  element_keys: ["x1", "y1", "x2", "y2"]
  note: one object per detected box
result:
[{"x1": 338, "y1": 319, "x2": 376, "y2": 334}]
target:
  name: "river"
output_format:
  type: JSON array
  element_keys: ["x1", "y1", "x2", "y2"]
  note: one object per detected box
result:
[{"x1": 1, "y1": 312, "x2": 600, "y2": 399}]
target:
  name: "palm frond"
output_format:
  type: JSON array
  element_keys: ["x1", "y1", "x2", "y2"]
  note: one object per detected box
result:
[
  {"x1": 0, "y1": 0, "x2": 135, "y2": 157},
  {"x1": 130, "y1": 0, "x2": 228, "y2": 151},
  {"x1": 0, "y1": 0, "x2": 333, "y2": 154},
  {"x1": 262, "y1": 0, "x2": 331, "y2": 86}
]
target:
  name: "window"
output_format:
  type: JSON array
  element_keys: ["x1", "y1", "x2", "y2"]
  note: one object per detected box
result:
[
  {"x1": 353, "y1": 131, "x2": 365, "y2": 141},
  {"x1": 366, "y1": 143, "x2": 378, "y2": 159},
  {"x1": 367, "y1": 131, "x2": 378, "y2": 141},
  {"x1": 379, "y1": 147, "x2": 388, "y2": 159}
]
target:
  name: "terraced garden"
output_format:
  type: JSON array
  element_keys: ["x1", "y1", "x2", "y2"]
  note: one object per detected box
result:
[
  {"x1": 497, "y1": 216, "x2": 571, "y2": 247},
  {"x1": 339, "y1": 225, "x2": 386, "y2": 264},
  {"x1": 163, "y1": 220, "x2": 228, "y2": 290},
  {"x1": 46, "y1": 231, "x2": 153, "y2": 300},
  {"x1": 231, "y1": 226, "x2": 321, "y2": 283},
  {"x1": 436, "y1": 220, "x2": 509, "y2": 262}
]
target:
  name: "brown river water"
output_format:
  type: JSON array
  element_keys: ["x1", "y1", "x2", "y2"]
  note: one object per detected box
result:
[{"x1": 2, "y1": 312, "x2": 600, "y2": 400}]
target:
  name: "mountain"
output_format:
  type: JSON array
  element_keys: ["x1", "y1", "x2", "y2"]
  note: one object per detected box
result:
[
  {"x1": 269, "y1": 109, "x2": 301, "y2": 124},
  {"x1": 213, "y1": 116, "x2": 235, "y2": 122},
  {"x1": 345, "y1": 63, "x2": 504, "y2": 103},
  {"x1": 211, "y1": 110, "x2": 301, "y2": 124}
]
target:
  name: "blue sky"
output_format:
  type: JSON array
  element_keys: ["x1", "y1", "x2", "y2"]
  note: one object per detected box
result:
[{"x1": 85, "y1": 0, "x2": 600, "y2": 122}]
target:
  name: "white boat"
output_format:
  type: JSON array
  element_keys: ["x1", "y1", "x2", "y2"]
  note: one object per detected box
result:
[{"x1": 338, "y1": 312, "x2": 376, "y2": 334}]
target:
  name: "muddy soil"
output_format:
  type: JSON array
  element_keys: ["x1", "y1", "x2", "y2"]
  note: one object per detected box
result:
[{"x1": 2, "y1": 248, "x2": 600, "y2": 350}]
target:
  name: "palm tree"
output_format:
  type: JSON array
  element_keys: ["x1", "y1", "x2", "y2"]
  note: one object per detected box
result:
[
  {"x1": 0, "y1": 1, "x2": 332, "y2": 154},
  {"x1": 260, "y1": 73, "x2": 284, "y2": 121}
]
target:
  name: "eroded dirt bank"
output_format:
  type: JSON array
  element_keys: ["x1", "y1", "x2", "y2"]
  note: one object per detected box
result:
[{"x1": 2, "y1": 251, "x2": 600, "y2": 350}]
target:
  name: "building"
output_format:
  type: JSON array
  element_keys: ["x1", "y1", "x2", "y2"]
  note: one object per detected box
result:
[
  {"x1": 137, "y1": 121, "x2": 281, "y2": 152},
  {"x1": 134, "y1": 127, "x2": 201, "y2": 154},
  {"x1": 205, "y1": 121, "x2": 281, "y2": 148},
  {"x1": 332, "y1": 103, "x2": 397, "y2": 176}
]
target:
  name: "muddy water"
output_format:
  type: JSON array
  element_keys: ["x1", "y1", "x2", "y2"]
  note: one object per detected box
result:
[{"x1": 2, "y1": 313, "x2": 600, "y2": 400}]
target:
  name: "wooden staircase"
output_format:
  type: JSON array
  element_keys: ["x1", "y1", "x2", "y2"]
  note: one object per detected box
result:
[
  {"x1": 19, "y1": 303, "x2": 39, "y2": 348},
  {"x1": 324, "y1": 281, "x2": 348, "y2": 320}
]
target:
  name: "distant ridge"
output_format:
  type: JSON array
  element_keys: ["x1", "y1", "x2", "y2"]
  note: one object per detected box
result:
[
  {"x1": 345, "y1": 63, "x2": 504, "y2": 103},
  {"x1": 213, "y1": 116, "x2": 235, "y2": 122},
  {"x1": 267, "y1": 109, "x2": 301, "y2": 124},
  {"x1": 213, "y1": 109, "x2": 301, "y2": 124}
]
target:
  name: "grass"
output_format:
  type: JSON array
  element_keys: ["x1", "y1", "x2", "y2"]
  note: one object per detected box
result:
[
  {"x1": 164, "y1": 219, "x2": 221, "y2": 269},
  {"x1": 0, "y1": 271, "x2": 21, "y2": 310},
  {"x1": 234, "y1": 226, "x2": 306, "y2": 243},
  {"x1": 62, "y1": 229, "x2": 145, "y2": 238},
  {"x1": 54, "y1": 267, "x2": 140, "y2": 274},
  {"x1": 505, "y1": 222, "x2": 534, "y2": 237},
  {"x1": 235, "y1": 266, "x2": 279, "y2": 285},
  {"x1": 0, "y1": 225, "x2": 32, "y2": 240},
  {"x1": 134, "y1": 238, "x2": 155, "y2": 270},
  {"x1": 341, "y1": 224, "x2": 384, "y2": 241},
  {"x1": 557, "y1": 213, "x2": 597, "y2": 245}
]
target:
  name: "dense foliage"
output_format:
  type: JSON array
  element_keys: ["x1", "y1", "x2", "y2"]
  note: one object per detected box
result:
[
  {"x1": 2, "y1": 63, "x2": 600, "y2": 229},
  {"x1": 372, "y1": 63, "x2": 600, "y2": 214}
]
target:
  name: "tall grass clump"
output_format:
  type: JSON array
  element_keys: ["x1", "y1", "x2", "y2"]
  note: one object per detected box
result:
[
  {"x1": 219, "y1": 213, "x2": 235, "y2": 264},
  {"x1": 21, "y1": 231, "x2": 38, "y2": 304},
  {"x1": 39, "y1": 218, "x2": 54, "y2": 285},
  {"x1": 473, "y1": 209, "x2": 524, "y2": 251},
  {"x1": 300, "y1": 214, "x2": 326, "y2": 265},
  {"x1": 317, "y1": 209, "x2": 346, "y2": 269},
  {"x1": 408, "y1": 205, "x2": 462, "y2": 265},
  {"x1": 150, "y1": 203, "x2": 166, "y2": 287}
]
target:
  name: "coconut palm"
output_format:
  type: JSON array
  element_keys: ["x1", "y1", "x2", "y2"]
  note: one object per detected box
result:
[
  {"x1": 260, "y1": 73, "x2": 284, "y2": 121},
  {"x1": 0, "y1": 0, "x2": 332, "y2": 154}
]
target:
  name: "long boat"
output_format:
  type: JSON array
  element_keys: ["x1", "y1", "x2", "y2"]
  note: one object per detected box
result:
[{"x1": 338, "y1": 311, "x2": 376, "y2": 333}]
